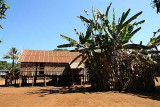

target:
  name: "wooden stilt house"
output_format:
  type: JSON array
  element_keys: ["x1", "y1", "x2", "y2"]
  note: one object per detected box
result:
[{"x1": 18, "y1": 50, "x2": 87, "y2": 87}]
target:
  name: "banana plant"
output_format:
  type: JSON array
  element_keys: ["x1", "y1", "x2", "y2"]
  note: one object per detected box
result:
[
  {"x1": 58, "y1": 3, "x2": 150, "y2": 64},
  {"x1": 57, "y1": 3, "x2": 156, "y2": 91}
]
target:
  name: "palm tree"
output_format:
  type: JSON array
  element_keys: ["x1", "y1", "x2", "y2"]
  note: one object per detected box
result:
[{"x1": 3, "y1": 47, "x2": 20, "y2": 74}]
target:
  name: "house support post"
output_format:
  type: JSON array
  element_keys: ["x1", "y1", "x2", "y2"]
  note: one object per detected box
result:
[
  {"x1": 44, "y1": 75, "x2": 46, "y2": 87},
  {"x1": 71, "y1": 70, "x2": 74, "y2": 86},
  {"x1": 32, "y1": 76, "x2": 34, "y2": 86},
  {"x1": 83, "y1": 69, "x2": 85, "y2": 85},
  {"x1": 5, "y1": 75, "x2": 7, "y2": 86},
  {"x1": 34, "y1": 76, "x2": 37, "y2": 84},
  {"x1": 15, "y1": 79, "x2": 16, "y2": 85},
  {"x1": 19, "y1": 76, "x2": 22, "y2": 87},
  {"x1": 80, "y1": 76, "x2": 83, "y2": 86},
  {"x1": 28, "y1": 77, "x2": 29, "y2": 84},
  {"x1": 56, "y1": 75, "x2": 59, "y2": 85}
]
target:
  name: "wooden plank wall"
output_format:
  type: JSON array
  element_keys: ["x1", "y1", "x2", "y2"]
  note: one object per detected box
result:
[{"x1": 20, "y1": 63, "x2": 71, "y2": 76}]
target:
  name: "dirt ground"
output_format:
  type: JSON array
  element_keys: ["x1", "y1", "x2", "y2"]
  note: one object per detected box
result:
[{"x1": 0, "y1": 77, "x2": 160, "y2": 107}]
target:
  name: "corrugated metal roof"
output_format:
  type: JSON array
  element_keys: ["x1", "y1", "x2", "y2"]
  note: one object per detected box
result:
[{"x1": 18, "y1": 50, "x2": 82, "y2": 63}]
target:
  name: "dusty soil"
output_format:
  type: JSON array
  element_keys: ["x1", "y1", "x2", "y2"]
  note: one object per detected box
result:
[{"x1": 0, "y1": 78, "x2": 160, "y2": 107}]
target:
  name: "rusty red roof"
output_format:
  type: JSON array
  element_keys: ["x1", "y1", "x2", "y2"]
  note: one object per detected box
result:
[{"x1": 18, "y1": 50, "x2": 82, "y2": 63}]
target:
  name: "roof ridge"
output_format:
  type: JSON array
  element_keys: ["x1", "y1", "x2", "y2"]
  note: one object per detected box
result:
[{"x1": 22, "y1": 49, "x2": 70, "y2": 52}]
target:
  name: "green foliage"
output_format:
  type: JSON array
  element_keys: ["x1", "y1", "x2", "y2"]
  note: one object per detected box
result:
[
  {"x1": 152, "y1": 0, "x2": 160, "y2": 13},
  {"x1": 0, "y1": 61, "x2": 20, "y2": 71},
  {"x1": 0, "y1": 61, "x2": 7, "y2": 70},
  {"x1": 0, "y1": 0, "x2": 9, "y2": 27},
  {"x1": 0, "y1": 0, "x2": 9, "y2": 43}
]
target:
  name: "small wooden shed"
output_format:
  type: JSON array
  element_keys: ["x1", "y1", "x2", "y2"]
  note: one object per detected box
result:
[{"x1": 18, "y1": 50, "x2": 87, "y2": 87}]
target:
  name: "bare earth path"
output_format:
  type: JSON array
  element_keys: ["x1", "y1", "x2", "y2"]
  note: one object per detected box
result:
[{"x1": 0, "y1": 78, "x2": 160, "y2": 107}]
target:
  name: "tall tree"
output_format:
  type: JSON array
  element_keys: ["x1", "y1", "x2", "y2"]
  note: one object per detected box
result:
[
  {"x1": 152, "y1": 0, "x2": 160, "y2": 13},
  {"x1": 3, "y1": 47, "x2": 20, "y2": 74},
  {"x1": 0, "y1": 0, "x2": 9, "y2": 43}
]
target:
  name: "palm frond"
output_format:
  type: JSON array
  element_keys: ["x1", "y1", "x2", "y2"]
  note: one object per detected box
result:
[
  {"x1": 105, "y1": 2, "x2": 112, "y2": 19},
  {"x1": 3, "y1": 54, "x2": 11, "y2": 59}
]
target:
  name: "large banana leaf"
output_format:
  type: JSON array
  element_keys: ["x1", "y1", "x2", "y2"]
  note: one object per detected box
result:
[
  {"x1": 104, "y1": 28, "x2": 113, "y2": 39},
  {"x1": 92, "y1": 7, "x2": 98, "y2": 23},
  {"x1": 98, "y1": 9, "x2": 104, "y2": 16},
  {"x1": 77, "y1": 55, "x2": 88, "y2": 67},
  {"x1": 121, "y1": 25, "x2": 129, "y2": 43},
  {"x1": 69, "y1": 51, "x2": 86, "y2": 65},
  {"x1": 122, "y1": 44, "x2": 155, "y2": 50},
  {"x1": 105, "y1": 2, "x2": 112, "y2": 19},
  {"x1": 84, "y1": 23, "x2": 93, "y2": 41},
  {"x1": 122, "y1": 27, "x2": 141, "y2": 44},
  {"x1": 79, "y1": 15, "x2": 91, "y2": 23},
  {"x1": 118, "y1": 9, "x2": 131, "y2": 31},
  {"x1": 60, "y1": 34, "x2": 78, "y2": 45},
  {"x1": 118, "y1": 11, "x2": 142, "y2": 33},
  {"x1": 133, "y1": 20, "x2": 145, "y2": 26},
  {"x1": 57, "y1": 44, "x2": 75, "y2": 48},
  {"x1": 112, "y1": 8, "x2": 116, "y2": 32}
]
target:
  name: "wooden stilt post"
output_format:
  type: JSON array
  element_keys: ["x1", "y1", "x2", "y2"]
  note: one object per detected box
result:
[
  {"x1": 14, "y1": 77, "x2": 16, "y2": 85},
  {"x1": 52, "y1": 76, "x2": 54, "y2": 85},
  {"x1": 80, "y1": 76, "x2": 83, "y2": 86},
  {"x1": 71, "y1": 70, "x2": 74, "y2": 86},
  {"x1": 28, "y1": 77, "x2": 29, "y2": 84},
  {"x1": 83, "y1": 69, "x2": 85, "y2": 85},
  {"x1": 5, "y1": 75, "x2": 7, "y2": 86},
  {"x1": 19, "y1": 76, "x2": 22, "y2": 87},
  {"x1": 44, "y1": 75, "x2": 46, "y2": 87},
  {"x1": 56, "y1": 76, "x2": 59, "y2": 85},
  {"x1": 32, "y1": 76, "x2": 34, "y2": 86},
  {"x1": 34, "y1": 76, "x2": 37, "y2": 84}
]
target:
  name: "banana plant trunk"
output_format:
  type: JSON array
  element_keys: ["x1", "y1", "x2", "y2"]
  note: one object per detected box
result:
[{"x1": 86, "y1": 52, "x2": 155, "y2": 92}]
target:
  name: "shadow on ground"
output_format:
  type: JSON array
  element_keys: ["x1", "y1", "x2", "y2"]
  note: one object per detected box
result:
[
  {"x1": 128, "y1": 85, "x2": 160, "y2": 101},
  {"x1": 1, "y1": 79, "x2": 160, "y2": 101},
  {"x1": 26, "y1": 85, "x2": 93, "y2": 97},
  {"x1": 26, "y1": 85, "x2": 160, "y2": 101}
]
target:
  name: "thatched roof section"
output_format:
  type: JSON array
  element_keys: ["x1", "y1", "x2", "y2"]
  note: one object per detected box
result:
[{"x1": 18, "y1": 50, "x2": 82, "y2": 63}]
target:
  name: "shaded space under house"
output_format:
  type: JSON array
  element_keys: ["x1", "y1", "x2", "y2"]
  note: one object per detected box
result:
[{"x1": 17, "y1": 50, "x2": 88, "y2": 87}]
